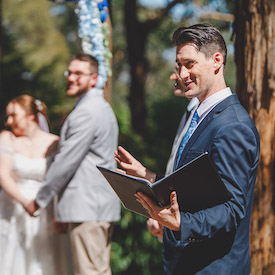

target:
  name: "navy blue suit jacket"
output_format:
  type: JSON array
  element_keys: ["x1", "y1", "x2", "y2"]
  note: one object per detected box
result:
[{"x1": 163, "y1": 94, "x2": 260, "y2": 275}]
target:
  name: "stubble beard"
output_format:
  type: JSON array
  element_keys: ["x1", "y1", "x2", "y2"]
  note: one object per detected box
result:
[{"x1": 66, "y1": 86, "x2": 88, "y2": 99}]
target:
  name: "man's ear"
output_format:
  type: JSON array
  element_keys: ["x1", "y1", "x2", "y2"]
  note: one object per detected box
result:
[
  {"x1": 89, "y1": 73, "x2": 99, "y2": 88},
  {"x1": 213, "y1": 52, "x2": 224, "y2": 73}
]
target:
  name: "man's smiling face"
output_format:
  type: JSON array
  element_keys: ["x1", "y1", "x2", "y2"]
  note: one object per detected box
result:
[
  {"x1": 66, "y1": 59, "x2": 96, "y2": 100},
  {"x1": 175, "y1": 43, "x2": 217, "y2": 102}
]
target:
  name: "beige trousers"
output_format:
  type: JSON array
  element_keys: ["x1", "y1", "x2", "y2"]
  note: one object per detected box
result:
[{"x1": 68, "y1": 222, "x2": 114, "y2": 275}]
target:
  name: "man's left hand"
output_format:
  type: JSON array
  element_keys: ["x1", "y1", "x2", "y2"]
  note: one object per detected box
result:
[{"x1": 135, "y1": 191, "x2": 181, "y2": 231}]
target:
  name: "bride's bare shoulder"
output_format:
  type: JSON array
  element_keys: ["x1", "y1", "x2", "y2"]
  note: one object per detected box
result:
[
  {"x1": 50, "y1": 133, "x2": 60, "y2": 142},
  {"x1": 42, "y1": 132, "x2": 59, "y2": 156},
  {"x1": 43, "y1": 131, "x2": 59, "y2": 141},
  {"x1": 0, "y1": 130, "x2": 15, "y2": 146}
]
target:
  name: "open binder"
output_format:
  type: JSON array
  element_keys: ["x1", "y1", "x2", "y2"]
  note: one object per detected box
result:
[{"x1": 97, "y1": 152, "x2": 231, "y2": 218}]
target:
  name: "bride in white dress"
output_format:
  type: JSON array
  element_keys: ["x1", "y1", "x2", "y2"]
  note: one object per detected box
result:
[{"x1": 0, "y1": 95, "x2": 72, "y2": 275}]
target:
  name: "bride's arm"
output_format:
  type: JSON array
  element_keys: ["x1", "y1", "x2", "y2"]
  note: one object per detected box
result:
[
  {"x1": 0, "y1": 154, "x2": 31, "y2": 208},
  {"x1": 0, "y1": 134, "x2": 31, "y2": 210}
]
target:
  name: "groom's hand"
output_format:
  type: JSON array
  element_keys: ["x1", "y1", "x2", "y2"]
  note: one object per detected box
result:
[{"x1": 24, "y1": 199, "x2": 40, "y2": 217}]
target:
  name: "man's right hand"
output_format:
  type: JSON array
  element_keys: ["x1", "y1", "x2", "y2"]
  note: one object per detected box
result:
[{"x1": 114, "y1": 146, "x2": 156, "y2": 183}]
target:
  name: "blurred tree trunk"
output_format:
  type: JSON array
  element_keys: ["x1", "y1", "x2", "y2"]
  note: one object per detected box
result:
[
  {"x1": 0, "y1": 0, "x2": 2, "y2": 60},
  {"x1": 0, "y1": 0, "x2": 2, "y2": 102},
  {"x1": 0, "y1": 0, "x2": 6, "y2": 120},
  {"x1": 124, "y1": 0, "x2": 148, "y2": 136},
  {"x1": 234, "y1": 0, "x2": 275, "y2": 274},
  {"x1": 124, "y1": 0, "x2": 182, "y2": 136}
]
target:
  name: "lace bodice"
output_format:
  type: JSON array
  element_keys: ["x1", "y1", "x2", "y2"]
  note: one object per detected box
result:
[
  {"x1": 13, "y1": 153, "x2": 47, "y2": 183},
  {"x1": 0, "y1": 144, "x2": 48, "y2": 184},
  {"x1": 0, "y1": 144, "x2": 72, "y2": 275}
]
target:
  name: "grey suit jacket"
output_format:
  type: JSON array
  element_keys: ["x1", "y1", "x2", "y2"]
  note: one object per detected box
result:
[{"x1": 36, "y1": 91, "x2": 121, "y2": 222}]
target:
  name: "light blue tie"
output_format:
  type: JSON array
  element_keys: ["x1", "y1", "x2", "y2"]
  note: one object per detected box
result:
[{"x1": 174, "y1": 110, "x2": 200, "y2": 170}]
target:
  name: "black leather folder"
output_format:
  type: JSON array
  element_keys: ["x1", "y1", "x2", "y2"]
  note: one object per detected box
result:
[{"x1": 97, "y1": 152, "x2": 231, "y2": 218}]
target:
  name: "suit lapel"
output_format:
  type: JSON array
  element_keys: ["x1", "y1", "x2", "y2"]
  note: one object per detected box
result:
[{"x1": 176, "y1": 94, "x2": 239, "y2": 168}]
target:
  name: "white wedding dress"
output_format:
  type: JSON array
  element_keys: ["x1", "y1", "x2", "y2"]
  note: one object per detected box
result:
[{"x1": 0, "y1": 147, "x2": 72, "y2": 275}]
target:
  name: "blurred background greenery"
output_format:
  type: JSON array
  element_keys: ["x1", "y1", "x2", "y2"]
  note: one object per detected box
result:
[{"x1": 0, "y1": 0, "x2": 236, "y2": 274}]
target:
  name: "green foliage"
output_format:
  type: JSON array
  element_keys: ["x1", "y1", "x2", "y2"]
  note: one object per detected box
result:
[
  {"x1": 1, "y1": 0, "x2": 74, "y2": 133},
  {"x1": 147, "y1": 95, "x2": 188, "y2": 174},
  {"x1": 111, "y1": 93, "x2": 187, "y2": 274},
  {"x1": 111, "y1": 209, "x2": 164, "y2": 275}
]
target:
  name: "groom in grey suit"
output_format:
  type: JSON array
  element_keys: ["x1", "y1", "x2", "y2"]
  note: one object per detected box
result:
[{"x1": 27, "y1": 53, "x2": 120, "y2": 275}]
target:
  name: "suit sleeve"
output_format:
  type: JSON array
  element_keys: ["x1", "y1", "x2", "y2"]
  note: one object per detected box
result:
[
  {"x1": 166, "y1": 122, "x2": 259, "y2": 246},
  {"x1": 36, "y1": 107, "x2": 98, "y2": 208}
]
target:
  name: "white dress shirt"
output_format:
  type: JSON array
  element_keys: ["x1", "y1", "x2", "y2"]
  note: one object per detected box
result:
[
  {"x1": 186, "y1": 88, "x2": 232, "y2": 140},
  {"x1": 197, "y1": 87, "x2": 233, "y2": 125}
]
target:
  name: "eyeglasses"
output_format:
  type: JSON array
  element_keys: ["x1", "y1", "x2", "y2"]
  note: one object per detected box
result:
[{"x1": 64, "y1": 71, "x2": 93, "y2": 78}]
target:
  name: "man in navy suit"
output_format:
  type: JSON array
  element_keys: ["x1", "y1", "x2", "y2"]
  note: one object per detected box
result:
[{"x1": 115, "y1": 23, "x2": 260, "y2": 274}]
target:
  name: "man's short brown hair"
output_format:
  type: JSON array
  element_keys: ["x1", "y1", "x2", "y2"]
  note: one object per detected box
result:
[{"x1": 73, "y1": 52, "x2": 99, "y2": 73}]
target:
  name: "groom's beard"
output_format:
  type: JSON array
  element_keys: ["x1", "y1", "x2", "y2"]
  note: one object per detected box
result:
[{"x1": 66, "y1": 82, "x2": 89, "y2": 99}]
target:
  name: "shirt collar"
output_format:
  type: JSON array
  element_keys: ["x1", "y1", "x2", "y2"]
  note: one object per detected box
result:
[
  {"x1": 187, "y1": 97, "x2": 200, "y2": 112},
  {"x1": 197, "y1": 87, "x2": 232, "y2": 119}
]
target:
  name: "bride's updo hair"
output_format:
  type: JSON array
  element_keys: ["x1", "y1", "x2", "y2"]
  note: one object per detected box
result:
[{"x1": 9, "y1": 94, "x2": 48, "y2": 124}]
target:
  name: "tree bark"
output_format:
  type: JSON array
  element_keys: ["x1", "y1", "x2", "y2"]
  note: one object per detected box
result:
[
  {"x1": 234, "y1": 0, "x2": 275, "y2": 274},
  {"x1": 124, "y1": 0, "x2": 181, "y2": 136},
  {"x1": 124, "y1": 0, "x2": 148, "y2": 136}
]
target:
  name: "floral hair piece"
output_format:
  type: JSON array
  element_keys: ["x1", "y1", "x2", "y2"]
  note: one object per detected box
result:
[{"x1": 34, "y1": 99, "x2": 43, "y2": 112}]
